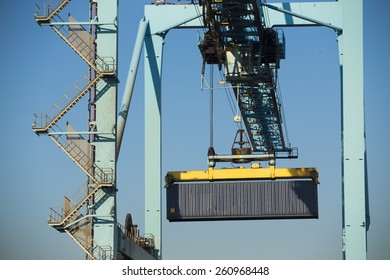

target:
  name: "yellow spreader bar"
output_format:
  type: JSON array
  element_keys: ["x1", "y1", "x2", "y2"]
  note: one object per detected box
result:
[{"x1": 165, "y1": 166, "x2": 319, "y2": 186}]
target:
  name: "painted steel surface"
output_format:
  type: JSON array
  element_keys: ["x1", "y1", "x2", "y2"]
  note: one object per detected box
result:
[
  {"x1": 167, "y1": 180, "x2": 318, "y2": 221},
  {"x1": 200, "y1": 0, "x2": 288, "y2": 153},
  {"x1": 166, "y1": 166, "x2": 319, "y2": 185}
]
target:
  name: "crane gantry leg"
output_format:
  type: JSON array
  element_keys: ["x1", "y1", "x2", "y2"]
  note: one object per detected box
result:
[
  {"x1": 143, "y1": 4, "x2": 203, "y2": 260},
  {"x1": 264, "y1": 0, "x2": 367, "y2": 260},
  {"x1": 144, "y1": 31, "x2": 164, "y2": 260},
  {"x1": 93, "y1": 0, "x2": 118, "y2": 260},
  {"x1": 338, "y1": 0, "x2": 368, "y2": 260}
]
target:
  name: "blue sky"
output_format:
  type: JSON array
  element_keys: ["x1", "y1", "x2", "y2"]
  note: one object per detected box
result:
[{"x1": 0, "y1": 0, "x2": 389, "y2": 260}]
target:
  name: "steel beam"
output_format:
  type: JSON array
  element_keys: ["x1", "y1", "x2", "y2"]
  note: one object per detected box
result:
[
  {"x1": 265, "y1": 1, "x2": 342, "y2": 30},
  {"x1": 266, "y1": 0, "x2": 368, "y2": 259},
  {"x1": 144, "y1": 30, "x2": 164, "y2": 259},
  {"x1": 93, "y1": 0, "x2": 118, "y2": 260},
  {"x1": 338, "y1": 0, "x2": 368, "y2": 260},
  {"x1": 262, "y1": 2, "x2": 342, "y2": 32},
  {"x1": 117, "y1": 18, "x2": 149, "y2": 156},
  {"x1": 143, "y1": 4, "x2": 203, "y2": 259},
  {"x1": 166, "y1": 167, "x2": 319, "y2": 185}
]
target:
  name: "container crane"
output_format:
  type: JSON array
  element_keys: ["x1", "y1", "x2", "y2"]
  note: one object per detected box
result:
[
  {"x1": 32, "y1": 0, "x2": 368, "y2": 260},
  {"x1": 136, "y1": 0, "x2": 367, "y2": 260}
]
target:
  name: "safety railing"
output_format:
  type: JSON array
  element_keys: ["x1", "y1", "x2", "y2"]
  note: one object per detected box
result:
[
  {"x1": 50, "y1": 15, "x2": 95, "y2": 68},
  {"x1": 32, "y1": 73, "x2": 90, "y2": 131},
  {"x1": 92, "y1": 244, "x2": 113, "y2": 260},
  {"x1": 50, "y1": 15, "x2": 116, "y2": 75},
  {"x1": 66, "y1": 181, "x2": 91, "y2": 208},
  {"x1": 138, "y1": 233, "x2": 156, "y2": 251},
  {"x1": 117, "y1": 222, "x2": 137, "y2": 242},
  {"x1": 49, "y1": 125, "x2": 93, "y2": 174},
  {"x1": 96, "y1": 168, "x2": 115, "y2": 185},
  {"x1": 96, "y1": 56, "x2": 116, "y2": 74},
  {"x1": 47, "y1": 181, "x2": 85, "y2": 225},
  {"x1": 117, "y1": 223, "x2": 155, "y2": 251},
  {"x1": 48, "y1": 206, "x2": 64, "y2": 224},
  {"x1": 32, "y1": 113, "x2": 50, "y2": 131},
  {"x1": 48, "y1": 205, "x2": 83, "y2": 225},
  {"x1": 49, "y1": 125, "x2": 115, "y2": 185},
  {"x1": 35, "y1": 0, "x2": 71, "y2": 21},
  {"x1": 47, "y1": 179, "x2": 114, "y2": 226}
]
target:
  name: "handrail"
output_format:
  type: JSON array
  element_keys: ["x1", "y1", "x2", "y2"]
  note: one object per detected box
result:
[
  {"x1": 35, "y1": 0, "x2": 71, "y2": 20},
  {"x1": 48, "y1": 207, "x2": 63, "y2": 224},
  {"x1": 48, "y1": 179, "x2": 114, "y2": 226},
  {"x1": 64, "y1": 226, "x2": 113, "y2": 260},
  {"x1": 117, "y1": 222, "x2": 155, "y2": 250},
  {"x1": 50, "y1": 15, "x2": 116, "y2": 74},
  {"x1": 49, "y1": 124, "x2": 115, "y2": 185},
  {"x1": 32, "y1": 73, "x2": 90, "y2": 130},
  {"x1": 93, "y1": 244, "x2": 113, "y2": 260},
  {"x1": 66, "y1": 181, "x2": 90, "y2": 207}
]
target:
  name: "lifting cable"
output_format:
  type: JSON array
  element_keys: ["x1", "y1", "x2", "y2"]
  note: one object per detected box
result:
[
  {"x1": 193, "y1": 1, "x2": 204, "y2": 28},
  {"x1": 209, "y1": 64, "x2": 214, "y2": 148},
  {"x1": 218, "y1": 70, "x2": 242, "y2": 130}
]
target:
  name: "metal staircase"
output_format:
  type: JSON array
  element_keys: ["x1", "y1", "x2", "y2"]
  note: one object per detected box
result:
[
  {"x1": 35, "y1": 0, "x2": 72, "y2": 23},
  {"x1": 33, "y1": 1, "x2": 116, "y2": 134},
  {"x1": 33, "y1": 0, "x2": 117, "y2": 259},
  {"x1": 33, "y1": 73, "x2": 106, "y2": 134},
  {"x1": 49, "y1": 14, "x2": 116, "y2": 73},
  {"x1": 46, "y1": 124, "x2": 115, "y2": 259},
  {"x1": 32, "y1": 11, "x2": 116, "y2": 134},
  {"x1": 48, "y1": 125, "x2": 114, "y2": 184},
  {"x1": 47, "y1": 180, "x2": 114, "y2": 259}
]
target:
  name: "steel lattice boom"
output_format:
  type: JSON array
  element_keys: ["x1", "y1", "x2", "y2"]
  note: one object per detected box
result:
[{"x1": 199, "y1": 0, "x2": 290, "y2": 154}]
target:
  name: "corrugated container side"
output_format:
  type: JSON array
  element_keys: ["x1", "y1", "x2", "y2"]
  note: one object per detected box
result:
[{"x1": 167, "y1": 180, "x2": 318, "y2": 221}]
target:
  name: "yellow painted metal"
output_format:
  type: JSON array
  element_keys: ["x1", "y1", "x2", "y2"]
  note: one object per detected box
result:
[{"x1": 165, "y1": 166, "x2": 319, "y2": 186}]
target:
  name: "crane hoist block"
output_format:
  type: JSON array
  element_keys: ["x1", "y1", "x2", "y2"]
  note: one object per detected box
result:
[{"x1": 166, "y1": 180, "x2": 318, "y2": 222}]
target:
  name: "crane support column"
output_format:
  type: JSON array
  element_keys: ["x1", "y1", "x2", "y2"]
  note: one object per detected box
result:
[
  {"x1": 143, "y1": 4, "x2": 203, "y2": 259},
  {"x1": 338, "y1": 0, "x2": 368, "y2": 260},
  {"x1": 93, "y1": 0, "x2": 118, "y2": 259},
  {"x1": 144, "y1": 30, "x2": 164, "y2": 259},
  {"x1": 265, "y1": 0, "x2": 368, "y2": 259}
]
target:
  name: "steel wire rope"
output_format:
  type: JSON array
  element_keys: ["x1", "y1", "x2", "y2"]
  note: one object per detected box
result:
[
  {"x1": 196, "y1": 1, "x2": 219, "y2": 149},
  {"x1": 218, "y1": 70, "x2": 242, "y2": 130},
  {"x1": 210, "y1": 64, "x2": 214, "y2": 148},
  {"x1": 193, "y1": 1, "x2": 206, "y2": 31}
]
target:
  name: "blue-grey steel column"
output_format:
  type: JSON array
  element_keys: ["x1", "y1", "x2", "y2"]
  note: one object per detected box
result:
[
  {"x1": 143, "y1": 3, "x2": 203, "y2": 259},
  {"x1": 144, "y1": 28, "x2": 164, "y2": 259},
  {"x1": 93, "y1": 0, "x2": 118, "y2": 259},
  {"x1": 265, "y1": 1, "x2": 367, "y2": 259},
  {"x1": 338, "y1": 0, "x2": 368, "y2": 260}
]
